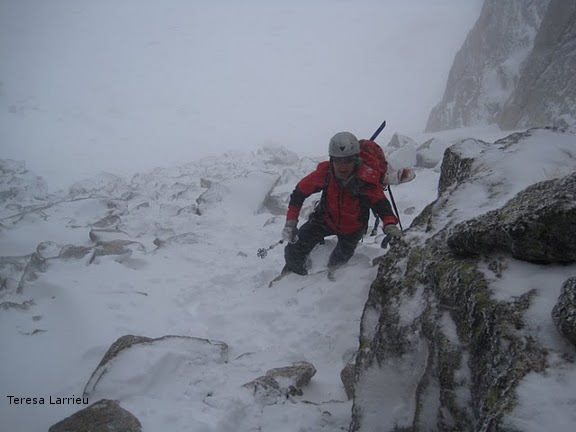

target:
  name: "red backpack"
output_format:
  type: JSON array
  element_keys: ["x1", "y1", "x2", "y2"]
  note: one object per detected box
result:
[{"x1": 359, "y1": 139, "x2": 387, "y2": 185}]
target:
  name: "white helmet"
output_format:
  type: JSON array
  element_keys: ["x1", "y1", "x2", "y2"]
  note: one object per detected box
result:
[{"x1": 328, "y1": 132, "x2": 360, "y2": 158}]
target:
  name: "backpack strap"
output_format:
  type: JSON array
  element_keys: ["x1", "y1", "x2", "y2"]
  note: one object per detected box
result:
[{"x1": 314, "y1": 165, "x2": 332, "y2": 216}]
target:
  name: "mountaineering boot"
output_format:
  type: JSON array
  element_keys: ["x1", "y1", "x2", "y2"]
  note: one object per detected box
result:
[
  {"x1": 284, "y1": 262, "x2": 308, "y2": 276},
  {"x1": 327, "y1": 268, "x2": 337, "y2": 282},
  {"x1": 268, "y1": 264, "x2": 307, "y2": 288},
  {"x1": 326, "y1": 262, "x2": 345, "y2": 282}
]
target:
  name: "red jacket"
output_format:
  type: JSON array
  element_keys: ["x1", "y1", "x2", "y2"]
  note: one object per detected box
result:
[{"x1": 286, "y1": 161, "x2": 399, "y2": 235}]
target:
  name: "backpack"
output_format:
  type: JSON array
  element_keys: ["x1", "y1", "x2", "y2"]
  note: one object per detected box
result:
[
  {"x1": 359, "y1": 139, "x2": 387, "y2": 185},
  {"x1": 359, "y1": 139, "x2": 404, "y2": 236}
]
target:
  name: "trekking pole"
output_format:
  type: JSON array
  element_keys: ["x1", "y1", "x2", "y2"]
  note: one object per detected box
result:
[{"x1": 257, "y1": 240, "x2": 284, "y2": 259}]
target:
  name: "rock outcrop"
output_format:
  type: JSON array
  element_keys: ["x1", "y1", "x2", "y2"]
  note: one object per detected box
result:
[
  {"x1": 0, "y1": 159, "x2": 49, "y2": 202},
  {"x1": 84, "y1": 334, "x2": 229, "y2": 399},
  {"x1": 497, "y1": 0, "x2": 576, "y2": 129},
  {"x1": 49, "y1": 399, "x2": 142, "y2": 432},
  {"x1": 350, "y1": 128, "x2": 576, "y2": 431},
  {"x1": 552, "y1": 277, "x2": 576, "y2": 348},
  {"x1": 427, "y1": 0, "x2": 575, "y2": 131},
  {"x1": 447, "y1": 172, "x2": 576, "y2": 263},
  {"x1": 243, "y1": 361, "x2": 317, "y2": 404},
  {"x1": 426, "y1": 0, "x2": 549, "y2": 132}
]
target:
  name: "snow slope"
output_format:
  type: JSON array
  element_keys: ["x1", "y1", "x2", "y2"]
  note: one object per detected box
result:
[{"x1": 1, "y1": 126, "x2": 574, "y2": 431}]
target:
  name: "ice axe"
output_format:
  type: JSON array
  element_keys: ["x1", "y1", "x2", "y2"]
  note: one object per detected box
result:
[{"x1": 367, "y1": 119, "x2": 403, "y2": 244}]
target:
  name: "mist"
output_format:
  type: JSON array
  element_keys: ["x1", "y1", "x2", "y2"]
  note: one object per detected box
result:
[{"x1": 0, "y1": 0, "x2": 483, "y2": 191}]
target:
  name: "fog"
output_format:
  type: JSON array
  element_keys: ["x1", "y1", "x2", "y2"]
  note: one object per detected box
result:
[{"x1": 0, "y1": 0, "x2": 483, "y2": 190}]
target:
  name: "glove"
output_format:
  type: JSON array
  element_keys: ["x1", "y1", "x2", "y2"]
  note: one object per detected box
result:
[
  {"x1": 399, "y1": 168, "x2": 415, "y2": 183},
  {"x1": 282, "y1": 219, "x2": 299, "y2": 243},
  {"x1": 383, "y1": 224, "x2": 402, "y2": 238}
]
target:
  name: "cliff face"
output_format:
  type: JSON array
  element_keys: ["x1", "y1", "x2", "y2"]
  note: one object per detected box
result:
[
  {"x1": 350, "y1": 128, "x2": 576, "y2": 431},
  {"x1": 497, "y1": 0, "x2": 576, "y2": 129},
  {"x1": 425, "y1": 0, "x2": 549, "y2": 132}
]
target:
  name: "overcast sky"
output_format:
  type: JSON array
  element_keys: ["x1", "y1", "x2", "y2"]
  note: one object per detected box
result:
[{"x1": 0, "y1": 0, "x2": 483, "y2": 190}]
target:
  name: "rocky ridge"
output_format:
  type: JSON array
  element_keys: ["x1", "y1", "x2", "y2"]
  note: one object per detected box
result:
[
  {"x1": 2, "y1": 130, "x2": 575, "y2": 430},
  {"x1": 428, "y1": 0, "x2": 576, "y2": 131},
  {"x1": 350, "y1": 127, "x2": 576, "y2": 431},
  {"x1": 426, "y1": 0, "x2": 549, "y2": 132}
]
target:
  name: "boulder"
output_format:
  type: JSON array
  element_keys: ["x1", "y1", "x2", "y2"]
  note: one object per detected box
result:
[
  {"x1": 552, "y1": 277, "x2": 576, "y2": 347},
  {"x1": 416, "y1": 137, "x2": 449, "y2": 168},
  {"x1": 447, "y1": 173, "x2": 576, "y2": 263},
  {"x1": 0, "y1": 255, "x2": 31, "y2": 294},
  {"x1": 59, "y1": 245, "x2": 93, "y2": 260},
  {"x1": 89, "y1": 240, "x2": 146, "y2": 264},
  {"x1": 196, "y1": 181, "x2": 230, "y2": 215},
  {"x1": 36, "y1": 241, "x2": 62, "y2": 259},
  {"x1": 153, "y1": 232, "x2": 200, "y2": 249},
  {"x1": 68, "y1": 172, "x2": 128, "y2": 198},
  {"x1": 437, "y1": 138, "x2": 487, "y2": 195},
  {"x1": 89, "y1": 228, "x2": 132, "y2": 243},
  {"x1": 0, "y1": 159, "x2": 49, "y2": 212},
  {"x1": 91, "y1": 214, "x2": 121, "y2": 229},
  {"x1": 255, "y1": 145, "x2": 299, "y2": 165},
  {"x1": 385, "y1": 133, "x2": 418, "y2": 169},
  {"x1": 49, "y1": 399, "x2": 141, "y2": 432},
  {"x1": 84, "y1": 335, "x2": 229, "y2": 399},
  {"x1": 17, "y1": 252, "x2": 47, "y2": 293},
  {"x1": 243, "y1": 361, "x2": 317, "y2": 404}
]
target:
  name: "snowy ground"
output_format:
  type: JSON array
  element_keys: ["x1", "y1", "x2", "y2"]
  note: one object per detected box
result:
[
  {"x1": 1, "y1": 126, "x2": 575, "y2": 431},
  {"x1": 0, "y1": 134, "x2": 440, "y2": 431}
]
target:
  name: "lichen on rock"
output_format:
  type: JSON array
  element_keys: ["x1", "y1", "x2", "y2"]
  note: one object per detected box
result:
[{"x1": 351, "y1": 128, "x2": 575, "y2": 431}]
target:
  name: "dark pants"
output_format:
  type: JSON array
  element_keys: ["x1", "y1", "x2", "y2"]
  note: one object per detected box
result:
[{"x1": 284, "y1": 215, "x2": 365, "y2": 275}]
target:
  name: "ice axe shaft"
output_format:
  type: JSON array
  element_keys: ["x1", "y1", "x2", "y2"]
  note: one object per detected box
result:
[
  {"x1": 367, "y1": 118, "x2": 403, "y2": 238},
  {"x1": 370, "y1": 120, "x2": 387, "y2": 141}
]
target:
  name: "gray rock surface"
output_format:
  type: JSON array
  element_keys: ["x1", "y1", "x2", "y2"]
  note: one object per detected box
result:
[
  {"x1": 243, "y1": 361, "x2": 317, "y2": 404},
  {"x1": 49, "y1": 399, "x2": 142, "y2": 432},
  {"x1": 350, "y1": 128, "x2": 574, "y2": 431},
  {"x1": 84, "y1": 334, "x2": 229, "y2": 398},
  {"x1": 498, "y1": 0, "x2": 576, "y2": 129},
  {"x1": 552, "y1": 277, "x2": 576, "y2": 347},
  {"x1": 426, "y1": 0, "x2": 550, "y2": 131},
  {"x1": 436, "y1": 138, "x2": 487, "y2": 196},
  {"x1": 340, "y1": 360, "x2": 356, "y2": 400},
  {"x1": 447, "y1": 172, "x2": 576, "y2": 263},
  {"x1": 0, "y1": 159, "x2": 49, "y2": 211}
]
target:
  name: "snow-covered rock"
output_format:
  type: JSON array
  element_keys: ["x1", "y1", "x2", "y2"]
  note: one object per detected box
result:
[
  {"x1": 49, "y1": 399, "x2": 142, "y2": 432},
  {"x1": 497, "y1": 0, "x2": 576, "y2": 129},
  {"x1": 426, "y1": 0, "x2": 550, "y2": 131},
  {"x1": 68, "y1": 172, "x2": 129, "y2": 198},
  {"x1": 0, "y1": 159, "x2": 49, "y2": 216},
  {"x1": 84, "y1": 335, "x2": 229, "y2": 400},
  {"x1": 243, "y1": 361, "x2": 317, "y2": 405},
  {"x1": 254, "y1": 145, "x2": 299, "y2": 166},
  {"x1": 447, "y1": 172, "x2": 576, "y2": 263},
  {"x1": 384, "y1": 133, "x2": 418, "y2": 171},
  {"x1": 351, "y1": 127, "x2": 576, "y2": 431},
  {"x1": 552, "y1": 277, "x2": 576, "y2": 348},
  {"x1": 3, "y1": 132, "x2": 574, "y2": 432},
  {"x1": 416, "y1": 137, "x2": 449, "y2": 168}
]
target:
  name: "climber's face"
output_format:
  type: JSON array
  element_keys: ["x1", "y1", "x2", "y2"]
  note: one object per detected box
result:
[{"x1": 331, "y1": 156, "x2": 357, "y2": 180}]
